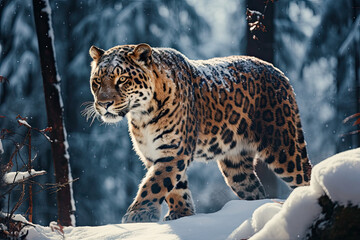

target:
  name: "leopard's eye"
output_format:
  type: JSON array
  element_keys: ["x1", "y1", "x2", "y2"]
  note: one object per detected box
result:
[
  {"x1": 92, "y1": 81, "x2": 98, "y2": 91},
  {"x1": 93, "y1": 77, "x2": 101, "y2": 84},
  {"x1": 118, "y1": 76, "x2": 129, "y2": 84}
]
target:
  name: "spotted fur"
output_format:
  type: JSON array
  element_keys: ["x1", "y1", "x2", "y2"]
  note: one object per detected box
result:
[{"x1": 87, "y1": 43, "x2": 312, "y2": 223}]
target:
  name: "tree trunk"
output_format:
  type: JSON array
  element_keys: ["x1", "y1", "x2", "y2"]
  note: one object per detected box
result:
[
  {"x1": 32, "y1": 0, "x2": 75, "y2": 226},
  {"x1": 245, "y1": 0, "x2": 274, "y2": 62},
  {"x1": 246, "y1": 0, "x2": 278, "y2": 197}
]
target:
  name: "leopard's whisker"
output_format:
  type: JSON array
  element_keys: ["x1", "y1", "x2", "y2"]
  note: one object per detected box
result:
[{"x1": 81, "y1": 101, "x2": 99, "y2": 125}]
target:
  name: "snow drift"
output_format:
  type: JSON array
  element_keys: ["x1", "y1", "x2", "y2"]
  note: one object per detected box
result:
[
  {"x1": 25, "y1": 200, "x2": 273, "y2": 240},
  {"x1": 228, "y1": 148, "x2": 360, "y2": 239},
  {"x1": 18, "y1": 148, "x2": 360, "y2": 239}
]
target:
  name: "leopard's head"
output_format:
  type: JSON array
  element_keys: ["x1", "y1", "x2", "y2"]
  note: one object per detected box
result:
[{"x1": 86, "y1": 43, "x2": 154, "y2": 123}]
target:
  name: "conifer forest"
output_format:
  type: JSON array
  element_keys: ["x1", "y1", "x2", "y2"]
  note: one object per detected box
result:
[{"x1": 0, "y1": 0, "x2": 359, "y2": 229}]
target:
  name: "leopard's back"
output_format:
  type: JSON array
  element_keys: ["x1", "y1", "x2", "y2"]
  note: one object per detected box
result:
[{"x1": 189, "y1": 55, "x2": 311, "y2": 194}]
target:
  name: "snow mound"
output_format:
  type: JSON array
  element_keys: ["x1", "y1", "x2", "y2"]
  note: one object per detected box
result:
[
  {"x1": 228, "y1": 186, "x2": 322, "y2": 239},
  {"x1": 229, "y1": 148, "x2": 360, "y2": 239},
  {"x1": 227, "y1": 202, "x2": 282, "y2": 240},
  {"x1": 25, "y1": 200, "x2": 272, "y2": 240},
  {"x1": 311, "y1": 148, "x2": 360, "y2": 207}
]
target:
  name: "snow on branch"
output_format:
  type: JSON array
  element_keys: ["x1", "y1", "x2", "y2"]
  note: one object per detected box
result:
[
  {"x1": 16, "y1": 115, "x2": 53, "y2": 142},
  {"x1": 4, "y1": 169, "x2": 46, "y2": 184},
  {"x1": 4, "y1": 170, "x2": 46, "y2": 184},
  {"x1": 17, "y1": 119, "x2": 31, "y2": 128}
]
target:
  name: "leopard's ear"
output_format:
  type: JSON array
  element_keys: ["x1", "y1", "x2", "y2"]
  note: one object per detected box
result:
[
  {"x1": 129, "y1": 43, "x2": 152, "y2": 66},
  {"x1": 89, "y1": 45, "x2": 105, "y2": 61}
]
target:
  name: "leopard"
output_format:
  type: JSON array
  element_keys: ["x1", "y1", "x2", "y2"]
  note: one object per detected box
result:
[{"x1": 86, "y1": 43, "x2": 312, "y2": 223}]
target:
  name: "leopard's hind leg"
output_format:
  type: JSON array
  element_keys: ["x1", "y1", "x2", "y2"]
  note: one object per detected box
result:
[
  {"x1": 258, "y1": 117, "x2": 312, "y2": 189},
  {"x1": 217, "y1": 152, "x2": 266, "y2": 200}
]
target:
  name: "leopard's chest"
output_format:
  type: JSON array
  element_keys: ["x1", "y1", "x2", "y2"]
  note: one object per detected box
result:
[{"x1": 129, "y1": 125, "x2": 161, "y2": 162}]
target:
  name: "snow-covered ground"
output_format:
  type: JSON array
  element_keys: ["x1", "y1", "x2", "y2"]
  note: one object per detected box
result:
[
  {"x1": 18, "y1": 148, "x2": 360, "y2": 239},
  {"x1": 26, "y1": 200, "x2": 274, "y2": 240}
]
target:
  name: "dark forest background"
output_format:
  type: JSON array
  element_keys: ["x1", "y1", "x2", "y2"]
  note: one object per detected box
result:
[{"x1": 0, "y1": 0, "x2": 359, "y2": 226}]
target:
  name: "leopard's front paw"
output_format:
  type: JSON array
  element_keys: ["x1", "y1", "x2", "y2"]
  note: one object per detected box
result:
[
  {"x1": 163, "y1": 209, "x2": 194, "y2": 221},
  {"x1": 163, "y1": 212, "x2": 183, "y2": 221},
  {"x1": 122, "y1": 206, "x2": 160, "y2": 223}
]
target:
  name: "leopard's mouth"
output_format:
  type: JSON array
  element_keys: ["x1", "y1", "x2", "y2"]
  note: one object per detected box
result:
[
  {"x1": 100, "y1": 105, "x2": 130, "y2": 123},
  {"x1": 104, "y1": 112, "x2": 117, "y2": 118},
  {"x1": 117, "y1": 108, "x2": 129, "y2": 117},
  {"x1": 101, "y1": 111, "x2": 123, "y2": 123},
  {"x1": 98, "y1": 100, "x2": 133, "y2": 123}
]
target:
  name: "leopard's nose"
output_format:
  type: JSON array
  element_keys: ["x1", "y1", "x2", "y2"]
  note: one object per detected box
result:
[{"x1": 97, "y1": 100, "x2": 114, "y2": 110}]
